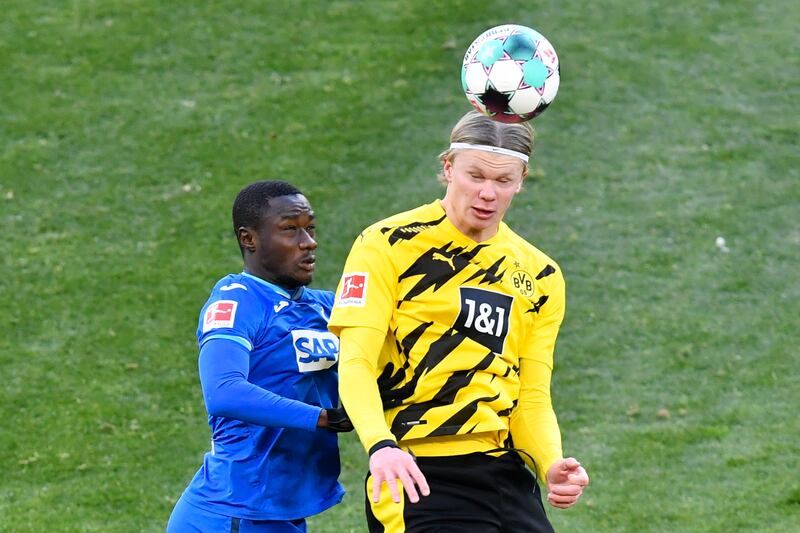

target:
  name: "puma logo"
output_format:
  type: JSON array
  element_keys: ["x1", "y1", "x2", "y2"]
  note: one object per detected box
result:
[{"x1": 432, "y1": 252, "x2": 455, "y2": 270}]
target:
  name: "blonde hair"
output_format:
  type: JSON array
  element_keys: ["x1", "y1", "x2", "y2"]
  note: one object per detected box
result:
[{"x1": 437, "y1": 111, "x2": 534, "y2": 185}]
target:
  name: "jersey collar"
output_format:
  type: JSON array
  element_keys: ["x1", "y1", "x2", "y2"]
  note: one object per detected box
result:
[{"x1": 241, "y1": 271, "x2": 305, "y2": 300}]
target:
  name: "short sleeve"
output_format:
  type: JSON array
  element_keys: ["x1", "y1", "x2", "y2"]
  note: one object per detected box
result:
[
  {"x1": 328, "y1": 229, "x2": 397, "y2": 336},
  {"x1": 197, "y1": 286, "x2": 266, "y2": 352}
]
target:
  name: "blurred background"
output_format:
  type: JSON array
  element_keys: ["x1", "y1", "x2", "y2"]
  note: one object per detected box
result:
[{"x1": 1, "y1": 1, "x2": 797, "y2": 531}]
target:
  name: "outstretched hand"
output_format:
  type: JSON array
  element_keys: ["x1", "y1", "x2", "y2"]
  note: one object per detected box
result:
[
  {"x1": 545, "y1": 457, "x2": 589, "y2": 509},
  {"x1": 369, "y1": 446, "x2": 430, "y2": 504}
]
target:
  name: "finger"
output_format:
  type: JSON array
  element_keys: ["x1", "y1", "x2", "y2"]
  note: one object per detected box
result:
[
  {"x1": 546, "y1": 461, "x2": 570, "y2": 486},
  {"x1": 562, "y1": 457, "x2": 581, "y2": 470},
  {"x1": 548, "y1": 491, "x2": 581, "y2": 507},
  {"x1": 568, "y1": 470, "x2": 589, "y2": 487},
  {"x1": 371, "y1": 473, "x2": 384, "y2": 503},
  {"x1": 407, "y1": 461, "x2": 430, "y2": 497},
  {"x1": 386, "y1": 474, "x2": 402, "y2": 504},
  {"x1": 548, "y1": 497, "x2": 578, "y2": 509},
  {"x1": 548, "y1": 494, "x2": 575, "y2": 508},
  {"x1": 548, "y1": 492, "x2": 580, "y2": 505},
  {"x1": 397, "y1": 470, "x2": 420, "y2": 503},
  {"x1": 548, "y1": 483, "x2": 583, "y2": 497},
  {"x1": 566, "y1": 465, "x2": 589, "y2": 483},
  {"x1": 548, "y1": 490, "x2": 582, "y2": 505}
]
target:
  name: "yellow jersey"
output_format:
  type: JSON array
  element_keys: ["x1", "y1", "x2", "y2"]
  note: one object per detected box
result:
[{"x1": 329, "y1": 200, "x2": 565, "y2": 465}]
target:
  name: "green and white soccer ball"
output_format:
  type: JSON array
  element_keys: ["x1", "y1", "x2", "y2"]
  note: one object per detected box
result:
[{"x1": 462, "y1": 24, "x2": 560, "y2": 123}]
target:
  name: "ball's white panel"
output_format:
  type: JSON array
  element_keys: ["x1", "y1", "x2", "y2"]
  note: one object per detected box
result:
[
  {"x1": 487, "y1": 59, "x2": 523, "y2": 93},
  {"x1": 508, "y1": 87, "x2": 543, "y2": 115},
  {"x1": 541, "y1": 73, "x2": 560, "y2": 103},
  {"x1": 464, "y1": 62, "x2": 489, "y2": 94}
]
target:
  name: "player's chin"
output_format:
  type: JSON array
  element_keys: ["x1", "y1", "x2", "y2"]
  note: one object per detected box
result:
[
  {"x1": 294, "y1": 265, "x2": 315, "y2": 284},
  {"x1": 468, "y1": 211, "x2": 501, "y2": 231}
]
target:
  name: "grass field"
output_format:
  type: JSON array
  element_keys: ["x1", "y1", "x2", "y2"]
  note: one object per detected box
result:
[{"x1": 1, "y1": 1, "x2": 798, "y2": 531}]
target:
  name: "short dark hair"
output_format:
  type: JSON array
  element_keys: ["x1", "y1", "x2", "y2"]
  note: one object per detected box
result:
[{"x1": 232, "y1": 180, "x2": 303, "y2": 248}]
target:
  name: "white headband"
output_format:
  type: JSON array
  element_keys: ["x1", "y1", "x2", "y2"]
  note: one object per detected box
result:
[{"x1": 449, "y1": 142, "x2": 529, "y2": 163}]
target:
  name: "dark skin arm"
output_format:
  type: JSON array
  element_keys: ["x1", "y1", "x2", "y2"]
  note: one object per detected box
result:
[{"x1": 317, "y1": 410, "x2": 329, "y2": 427}]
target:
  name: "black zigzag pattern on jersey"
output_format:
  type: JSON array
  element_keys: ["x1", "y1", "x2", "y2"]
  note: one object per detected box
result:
[
  {"x1": 381, "y1": 327, "x2": 466, "y2": 413},
  {"x1": 428, "y1": 392, "x2": 502, "y2": 437},
  {"x1": 397, "y1": 242, "x2": 509, "y2": 303},
  {"x1": 397, "y1": 242, "x2": 487, "y2": 303},
  {"x1": 380, "y1": 214, "x2": 447, "y2": 245},
  {"x1": 535, "y1": 264, "x2": 556, "y2": 279},
  {"x1": 376, "y1": 363, "x2": 403, "y2": 396},
  {"x1": 390, "y1": 349, "x2": 500, "y2": 440},
  {"x1": 496, "y1": 404, "x2": 514, "y2": 418},
  {"x1": 526, "y1": 295, "x2": 549, "y2": 314},
  {"x1": 378, "y1": 321, "x2": 432, "y2": 408},
  {"x1": 502, "y1": 362, "x2": 520, "y2": 377},
  {"x1": 525, "y1": 264, "x2": 556, "y2": 314},
  {"x1": 464, "y1": 256, "x2": 507, "y2": 285}
]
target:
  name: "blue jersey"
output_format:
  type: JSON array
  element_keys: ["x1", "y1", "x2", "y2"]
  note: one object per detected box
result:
[{"x1": 180, "y1": 272, "x2": 345, "y2": 521}]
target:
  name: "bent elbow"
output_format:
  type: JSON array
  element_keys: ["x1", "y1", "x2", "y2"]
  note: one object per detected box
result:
[
  {"x1": 204, "y1": 394, "x2": 225, "y2": 418},
  {"x1": 203, "y1": 384, "x2": 237, "y2": 418}
]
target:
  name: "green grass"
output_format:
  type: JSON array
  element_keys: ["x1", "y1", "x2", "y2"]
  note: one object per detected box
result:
[{"x1": 2, "y1": 0, "x2": 798, "y2": 531}]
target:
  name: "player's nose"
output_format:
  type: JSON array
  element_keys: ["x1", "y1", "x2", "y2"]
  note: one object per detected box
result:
[
  {"x1": 478, "y1": 179, "x2": 497, "y2": 200},
  {"x1": 299, "y1": 229, "x2": 317, "y2": 249}
]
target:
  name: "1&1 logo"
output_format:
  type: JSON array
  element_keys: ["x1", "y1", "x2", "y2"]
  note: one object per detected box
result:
[
  {"x1": 291, "y1": 329, "x2": 339, "y2": 372},
  {"x1": 454, "y1": 287, "x2": 514, "y2": 353}
]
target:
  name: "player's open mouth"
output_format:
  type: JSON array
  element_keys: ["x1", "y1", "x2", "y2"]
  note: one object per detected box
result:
[
  {"x1": 299, "y1": 256, "x2": 316, "y2": 270},
  {"x1": 472, "y1": 207, "x2": 495, "y2": 219}
]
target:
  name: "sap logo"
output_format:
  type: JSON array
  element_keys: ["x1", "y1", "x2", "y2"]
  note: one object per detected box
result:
[{"x1": 291, "y1": 329, "x2": 339, "y2": 372}]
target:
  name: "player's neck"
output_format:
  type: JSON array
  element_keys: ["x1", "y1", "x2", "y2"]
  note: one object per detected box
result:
[
  {"x1": 243, "y1": 265, "x2": 302, "y2": 292},
  {"x1": 439, "y1": 199, "x2": 500, "y2": 243}
]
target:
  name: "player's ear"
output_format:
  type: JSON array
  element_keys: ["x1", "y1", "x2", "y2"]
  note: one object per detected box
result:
[
  {"x1": 517, "y1": 168, "x2": 527, "y2": 192},
  {"x1": 238, "y1": 227, "x2": 257, "y2": 253},
  {"x1": 443, "y1": 159, "x2": 453, "y2": 182}
]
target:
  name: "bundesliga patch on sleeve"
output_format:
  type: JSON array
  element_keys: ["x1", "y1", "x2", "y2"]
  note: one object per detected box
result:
[
  {"x1": 336, "y1": 273, "x2": 367, "y2": 307},
  {"x1": 202, "y1": 300, "x2": 238, "y2": 332}
]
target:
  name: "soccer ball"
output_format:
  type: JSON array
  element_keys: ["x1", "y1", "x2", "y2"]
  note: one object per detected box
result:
[{"x1": 461, "y1": 24, "x2": 560, "y2": 123}]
